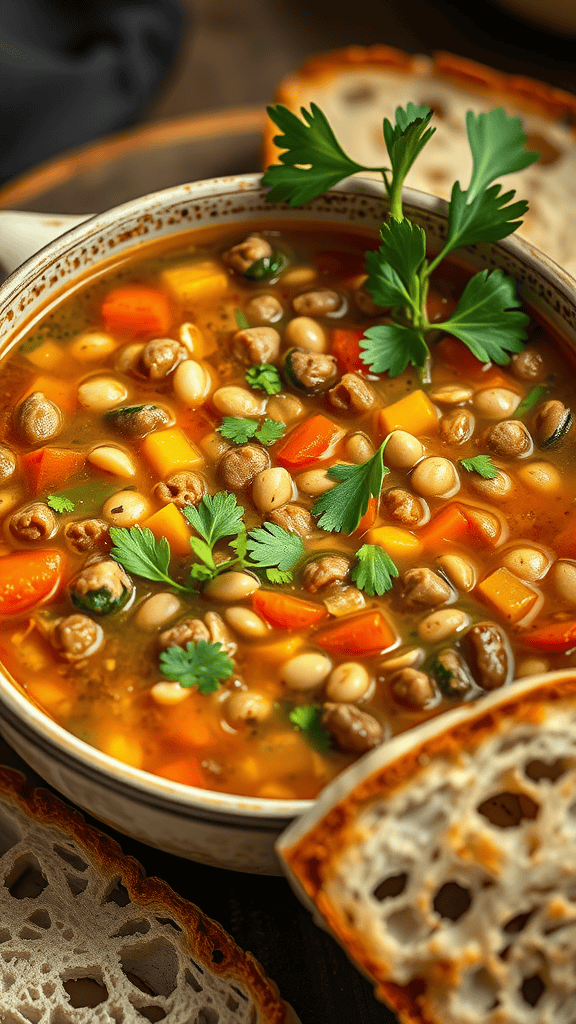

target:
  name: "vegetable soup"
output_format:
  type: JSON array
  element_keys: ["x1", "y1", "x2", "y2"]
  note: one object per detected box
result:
[{"x1": 0, "y1": 218, "x2": 575, "y2": 800}]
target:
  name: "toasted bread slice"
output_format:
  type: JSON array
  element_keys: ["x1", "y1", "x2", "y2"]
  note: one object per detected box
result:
[
  {"x1": 265, "y1": 46, "x2": 576, "y2": 277},
  {"x1": 0, "y1": 766, "x2": 296, "y2": 1024},
  {"x1": 278, "y1": 669, "x2": 576, "y2": 1024}
]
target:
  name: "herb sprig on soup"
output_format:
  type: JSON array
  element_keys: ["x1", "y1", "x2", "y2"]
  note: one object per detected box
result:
[{"x1": 0, "y1": 105, "x2": 573, "y2": 800}]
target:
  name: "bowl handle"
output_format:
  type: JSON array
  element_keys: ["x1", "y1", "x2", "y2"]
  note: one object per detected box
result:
[{"x1": 0, "y1": 211, "x2": 92, "y2": 277}]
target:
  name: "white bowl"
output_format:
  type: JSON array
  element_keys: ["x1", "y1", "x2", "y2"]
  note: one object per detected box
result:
[{"x1": 1, "y1": 174, "x2": 575, "y2": 873}]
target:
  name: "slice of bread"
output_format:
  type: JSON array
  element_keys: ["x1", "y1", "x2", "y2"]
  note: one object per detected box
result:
[
  {"x1": 264, "y1": 46, "x2": 576, "y2": 278},
  {"x1": 277, "y1": 669, "x2": 576, "y2": 1024},
  {"x1": 0, "y1": 765, "x2": 295, "y2": 1024}
]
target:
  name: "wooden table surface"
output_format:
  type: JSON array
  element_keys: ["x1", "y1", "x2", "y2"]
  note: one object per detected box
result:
[{"x1": 0, "y1": 4, "x2": 574, "y2": 1020}]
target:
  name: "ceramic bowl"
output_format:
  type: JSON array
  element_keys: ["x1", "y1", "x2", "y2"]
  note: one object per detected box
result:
[{"x1": 0, "y1": 174, "x2": 575, "y2": 874}]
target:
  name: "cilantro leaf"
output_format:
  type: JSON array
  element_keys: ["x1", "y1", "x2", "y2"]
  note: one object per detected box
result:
[
  {"x1": 365, "y1": 218, "x2": 427, "y2": 310},
  {"x1": 352, "y1": 545, "x2": 399, "y2": 596},
  {"x1": 513, "y1": 385, "x2": 547, "y2": 419},
  {"x1": 255, "y1": 418, "x2": 285, "y2": 445},
  {"x1": 438, "y1": 269, "x2": 529, "y2": 364},
  {"x1": 383, "y1": 105, "x2": 435, "y2": 218},
  {"x1": 245, "y1": 363, "x2": 282, "y2": 394},
  {"x1": 360, "y1": 322, "x2": 429, "y2": 375},
  {"x1": 159, "y1": 640, "x2": 233, "y2": 694},
  {"x1": 183, "y1": 492, "x2": 245, "y2": 547},
  {"x1": 109, "y1": 525, "x2": 188, "y2": 591},
  {"x1": 312, "y1": 442, "x2": 388, "y2": 534},
  {"x1": 46, "y1": 494, "x2": 75, "y2": 513},
  {"x1": 246, "y1": 522, "x2": 305, "y2": 573},
  {"x1": 218, "y1": 417, "x2": 259, "y2": 444},
  {"x1": 262, "y1": 103, "x2": 375, "y2": 206},
  {"x1": 460, "y1": 454, "x2": 499, "y2": 479},
  {"x1": 265, "y1": 567, "x2": 293, "y2": 584},
  {"x1": 288, "y1": 704, "x2": 332, "y2": 754},
  {"x1": 234, "y1": 308, "x2": 250, "y2": 329}
]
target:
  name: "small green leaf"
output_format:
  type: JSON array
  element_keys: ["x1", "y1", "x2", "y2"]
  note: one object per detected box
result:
[
  {"x1": 460, "y1": 455, "x2": 499, "y2": 479},
  {"x1": 438, "y1": 269, "x2": 529, "y2": 364},
  {"x1": 183, "y1": 493, "x2": 245, "y2": 548},
  {"x1": 159, "y1": 640, "x2": 234, "y2": 694},
  {"x1": 46, "y1": 494, "x2": 75, "y2": 513},
  {"x1": 352, "y1": 545, "x2": 399, "y2": 596},
  {"x1": 513, "y1": 385, "x2": 547, "y2": 419},
  {"x1": 244, "y1": 253, "x2": 287, "y2": 280},
  {"x1": 365, "y1": 218, "x2": 426, "y2": 309},
  {"x1": 246, "y1": 522, "x2": 305, "y2": 573},
  {"x1": 255, "y1": 419, "x2": 286, "y2": 445},
  {"x1": 234, "y1": 308, "x2": 250, "y2": 329},
  {"x1": 312, "y1": 441, "x2": 388, "y2": 534},
  {"x1": 218, "y1": 417, "x2": 259, "y2": 444},
  {"x1": 288, "y1": 704, "x2": 332, "y2": 754},
  {"x1": 245, "y1": 363, "x2": 282, "y2": 395},
  {"x1": 266, "y1": 567, "x2": 293, "y2": 584},
  {"x1": 109, "y1": 526, "x2": 186, "y2": 590},
  {"x1": 360, "y1": 322, "x2": 429, "y2": 376}
]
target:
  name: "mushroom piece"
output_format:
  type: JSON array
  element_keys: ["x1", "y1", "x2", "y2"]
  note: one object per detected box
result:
[
  {"x1": 292, "y1": 289, "x2": 342, "y2": 317},
  {"x1": 9, "y1": 503, "x2": 56, "y2": 542},
  {"x1": 533, "y1": 400, "x2": 573, "y2": 449},
  {"x1": 232, "y1": 326, "x2": 281, "y2": 365},
  {"x1": 64, "y1": 519, "x2": 109, "y2": 554},
  {"x1": 283, "y1": 348, "x2": 338, "y2": 394},
  {"x1": 439, "y1": 409, "x2": 475, "y2": 446},
  {"x1": 463, "y1": 621, "x2": 513, "y2": 691},
  {"x1": 70, "y1": 560, "x2": 133, "y2": 615},
  {"x1": 302, "y1": 555, "x2": 351, "y2": 594},
  {"x1": 269, "y1": 503, "x2": 314, "y2": 538},
  {"x1": 327, "y1": 373, "x2": 375, "y2": 413},
  {"x1": 389, "y1": 668, "x2": 436, "y2": 709},
  {"x1": 218, "y1": 443, "x2": 270, "y2": 490},
  {"x1": 510, "y1": 348, "x2": 544, "y2": 381},
  {"x1": 0, "y1": 443, "x2": 17, "y2": 483},
  {"x1": 154, "y1": 471, "x2": 207, "y2": 508},
  {"x1": 223, "y1": 233, "x2": 272, "y2": 274},
  {"x1": 431, "y1": 649, "x2": 473, "y2": 697},
  {"x1": 51, "y1": 614, "x2": 104, "y2": 660},
  {"x1": 401, "y1": 568, "x2": 452, "y2": 611},
  {"x1": 159, "y1": 617, "x2": 210, "y2": 650},
  {"x1": 105, "y1": 404, "x2": 171, "y2": 439},
  {"x1": 140, "y1": 338, "x2": 187, "y2": 379},
  {"x1": 382, "y1": 488, "x2": 427, "y2": 528},
  {"x1": 15, "y1": 392, "x2": 63, "y2": 445},
  {"x1": 483, "y1": 420, "x2": 533, "y2": 459},
  {"x1": 322, "y1": 703, "x2": 384, "y2": 753}
]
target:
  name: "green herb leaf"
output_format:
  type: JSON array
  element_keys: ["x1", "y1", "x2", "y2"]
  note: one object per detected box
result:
[
  {"x1": 183, "y1": 492, "x2": 245, "y2": 548},
  {"x1": 262, "y1": 103, "x2": 376, "y2": 207},
  {"x1": 365, "y1": 218, "x2": 427, "y2": 309},
  {"x1": 255, "y1": 418, "x2": 286, "y2": 445},
  {"x1": 159, "y1": 640, "x2": 233, "y2": 694},
  {"x1": 46, "y1": 494, "x2": 75, "y2": 513},
  {"x1": 312, "y1": 441, "x2": 388, "y2": 534},
  {"x1": 234, "y1": 308, "x2": 250, "y2": 329},
  {"x1": 360, "y1": 322, "x2": 429, "y2": 375},
  {"x1": 513, "y1": 384, "x2": 547, "y2": 419},
  {"x1": 109, "y1": 525, "x2": 186, "y2": 591},
  {"x1": 288, "y1": 704, "x2": 332, "y2": 754},
  {"x1": 460, "y1": 454, "x2": 499, "y2": 479},
  {"x1": 218, "y1": 417, "x2": 259, "y2": 444},
  {"x1": 265, "y1": 567, "x2": 293, "y2": 584},
  {"x1": 52, "y1": 479, "x2": 121, "y2": 515},
  {"x1": 352, "y1": 544, "x2": 399, "y2": 596},
  {"x1": 437, "y1": 269, "x2": 529, "y2": 364},
  {"x1": 383, "y1": 105, "x2": 435, "y2": 217},
  {"x1": 244, "y1": 253, "x2": 287, "y2": 280},
  {"x1": 245, "y1": 363, "x2": 282, "y2": 395},
  {"x1": 246, "y1": 522, "x2": 305, "y2": 573}
]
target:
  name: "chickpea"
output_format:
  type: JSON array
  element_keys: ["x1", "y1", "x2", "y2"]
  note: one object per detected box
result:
[
  {"x1": 517, "y1": 460, "x2": 562, "y2": 494},
  {"x1": 417, "y1": 608, "x2": 469, "y2": 643},
  {"x1": 212, "y1": 385, "x2": 264, "y2": 417},
  {"x1": 252, "y1": 467, "x2": 293, "y2": 513},
  {"x1": 296, "y1": 468, "x2": 336, "y2": 496},
  {"x1": 283, "y1": 316, "x2": 327, "y2": 353},
  {"x1": 473, "y1": 387, "x2": 521, "y2": 419},
  {"x1": 135, "y1": 592, "x2": 181, "y2": 630},
  {"x1": 102, "y1": 490, "x2": 151, "y2": 527},
  {"x1": 484, "y1": 420, "x2": 533, "y2": 459},
  {"x1": 173, "y1": 359, "x2": 212, "y2": 407},
  {"x1": 468, "y1": 469, "x2": 513, "y2": 503},
  {"x1": 199, "y1": 430, "x2": 230, "y2": 461},
  {"x1": 281, "y1": 652, "x2": 332, "y2": 691},
  {"x1": 204, "y1": 571, "x2": 260, "y2": 602},
  {"x1": 384, "y1": 431, "x2": 424, "y2": 471},
  {"x1": 226, "y1": 690, "x2": 273, "y2": 724},
  {"x1": 266, "y1": 393, "x2": 304, "y2": 424},
  {"x1": 500, "y1": 545, "x2": 551, "y2": 582},
  {"x1": 410, "y1": 457, "x2": 460, "y2": 499},
  {"x1": 551, "y1": 560, "x2": 576, "y2": 606},
  {"x1": 77, "y1": 376, "x2": 128, "y2": 411},
  {"x1": 345, "y1": 432, "x2": 375, "y2": 464},
  {"x1": 325, "y1": 663, "x2": 371, "y2": 703},
  {"x1": 439, "y1": 409, "x2": 474, "y2": 446},
  {"x1": 436, "y1": 554, "x2": 477, "y2": 592},
  {"x1": 224, "y1": 607, "x2": 269, "y2": 640}
]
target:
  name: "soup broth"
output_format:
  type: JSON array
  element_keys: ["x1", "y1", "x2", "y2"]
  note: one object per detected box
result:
[{"x1": 0, "y1": 221, "x2": 575, "y2": 800}]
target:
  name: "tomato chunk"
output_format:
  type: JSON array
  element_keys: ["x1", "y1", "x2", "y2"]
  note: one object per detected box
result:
[
  {"x1": 253, "y1": 591, "x2": 326, "y2": 630},
  {"x1": 313, "y1": 611, "x2": 396, "y2": 656}
]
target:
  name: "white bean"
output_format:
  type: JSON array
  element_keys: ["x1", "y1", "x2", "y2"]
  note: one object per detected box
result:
[
  {"x1": 78, "y1": 375, "x2": 128, "y2": 411},
  {"x1": 473, "y1": 387, "x2": 520, "y2": 419},
  {"x1": 252, "y1": 467, "x2": 293, "y2": 512},
  {"x1": 102, "y1": 490, "x2": 151, "y2": 527},
  {"x1": 179, "y1": 322, "x2": 204, "y2": 356},
  {"x1": 212, "y1": 386, "x2": 264, "y2": 417},
  {"x1": 281, "y1": 265, "x2": 317, "y2": 288},
  {"x1": 266, "y1": 394, "x2": 304, "y2": 424},
  {"x1": 384, "y1": 430, "x2": 424, "y2": 471},
  {"x1": 70, "y1": 331, "x2": 118, "y2": 362},
  {"x1": 501, "y1": 546, "x2": 551, "y2": 582},
  {"x1": 151, "y1": 681, "x2": 190, "y2": 705},
  {"x1": 87, "y1": 445, "x2": 136, "y2": 477},
  {"x1": 296, "y1": 468, "x2": 336, "y2": 496},
  {"x1": 198, "y1": 430, "x2": 230, "y2": 461},
  {"x1": 325, "y1": 662, "x2": 371, "y2": 702},
  {"x1": 517, "y1": 460, "x2": 562, "y2": 494},
  {"x1": 115, "y1": 342, "x2": 144, "y2": 373},
  {"x1": 551, "y1": 560, "x2": 576, "y2": 606},
  {"x1": 436, "y1": 554, "x2": 477, "y2": 592},
  {"x1": 283, "y1": 316, "x2": 326, "y2": 352},
  {"x1": 417, "y1": 608, "x2": 469, "y2": 643},
  {"x1": 281, "y1": 652, "x2": 332, "y2": 691},
  {"x1": 173, "y1": 359, "x2": 212, "y2": 407},
  {"x1": 203, "y1": 571, "x2": 260, "y2": 602},
  {"x1": 226, "y1": 690, "x2": 273, "y2": 723},
  {"x1": 135, "y1": 592, "x2": 181, "y2": 630},
  {"x1": 345, "y1": 432, "x2": 375, "y2": 464},
  {"x1": 224, "y1": 607, "x2": 269, "y2": 639},
  {"x1": 379, "y1": 648, "x2": 425, "y2": 672}
]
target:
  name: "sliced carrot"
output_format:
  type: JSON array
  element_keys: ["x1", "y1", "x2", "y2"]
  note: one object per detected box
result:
[
  {"x1": 0, "y1": 550, "x2": 64, "y2": 616},
  {"x1": 157, "y1": 757, "x2": 206, "y2": 788},
  {"x1": 253, "y1": 591, "x2": 326, "y2": 630},
  {"x1": 21, "y1": 448, "x2": 85, "y2": 495},
  {"x1": 143, "y1": 503, "x2": 193, "y2": 558},
  {"x1": 524, "y1": 618, "x2": 576, "y2": 653},
  {"x1": 276, "y1": 414, "x2": 343, "y2": 469},
  {"x1": 102, "y1": 284, "x2": 171, "y2": 337},
  {"x1": 378, "y1": 390, "x2": 438, "y2": 438},
  {"x1": 330, "y1": 328, "x2": 367, "y2": 373},
  {"x1": 420, "y1": 503, "x2": 471, "y2": 550},
  {"x1": 313, "y1": 610, "x2": 396, "y2": 656},
  {"x1": 476, "y1": 567, "x2": 538, "y2": 623}
]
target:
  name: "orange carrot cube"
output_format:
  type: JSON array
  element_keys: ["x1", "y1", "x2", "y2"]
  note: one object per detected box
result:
[
  {"x1": 378, "y1": 390, "x2": 438, "y2": 437},
  {"x1": 143, "y1": 503, "x2": 193, "y2": 557},
  {"x1": 476, "y1": 567, "x2": 538, "y2": 623},
  {"x1": 141, "y1": 427, "x2": 203, "y2": 478}
]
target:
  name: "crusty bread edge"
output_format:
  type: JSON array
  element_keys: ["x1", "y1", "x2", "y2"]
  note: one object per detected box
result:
[
  {"x1": 262, "y1": 46, "x2": 576, "y2": 170},
  {"x1": 0, "y1": 765, "x2": 292, "y2": 1024}
]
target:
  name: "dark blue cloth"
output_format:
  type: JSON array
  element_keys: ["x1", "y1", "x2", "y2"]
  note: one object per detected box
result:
[{"x1": 0, "y1": 0, "x2": 186, "y2": 184}]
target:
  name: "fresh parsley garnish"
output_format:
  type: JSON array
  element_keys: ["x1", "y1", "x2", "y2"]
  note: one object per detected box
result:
[
  {"x1": 265, "y1": 102, "x2": 538, "y2": 377},
  {"x1": 183, "y1": 493, "x2": 246, "y2": 582},
  {"x1": 234, "y1": 308, "x2": 250, "y2": 329},
  {"x1": 110, "y1": 525, "x2": 192, "y2": 592},
  {"x1": 352, "y1": 544, "x2": 399, "y2": 596},
  {"x1": 218, "y1": 416, "x2": 285, "y2": 446},
  {"x1": 513, "y1": 384, "x2": 547, "y2": 419},
  {"x1": 460, "y1": 454, "x2": 499, "y2": 479},
  {"x1": 246, "y1": 523, "x2": 305, "y2": 583},
  {"x1": 46, "y1": 494, "x2": 75, "y2": 513},
  {"x1": 312, "y1": 441, "x2": 388, "y2": 534},
  {"x1": 288, "y1": 704, "x2": 332, "y2": 754},
  {"x1": 245, "y1": 363, "x2": 282, "y2": 394},
  {"x1": 159, "y1": 640, "x2": 233, "y2": 694}
]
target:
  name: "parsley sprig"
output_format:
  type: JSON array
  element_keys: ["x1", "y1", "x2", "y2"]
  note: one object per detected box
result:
[
  {"x1": 264, "y1": 102, "x2": 538, "y2": 377},
  {"x1": 218, "y1": 416, "x2": 285, "y2": 446},
  {"x1": 351, "y1": 545, "x2": 399, "y2": 596},
  {"x1": 47, "y1": 494, "x2": 75, "y2": 513},
  {"x1": 312, "y1": 441, "x2": 388, "y2": 534},
  {"x1": 246, "y1": 522, "x2": 305, "y2": 584},
  {"x1": 159, "y1": 640, "x2": 233, "y2": 694},
  {"x1": 245, "y1": 363, "x2": 282, "y2": 394},
  {"x1": 460, "y1": 454, "x2": 499, "y2": 479}
]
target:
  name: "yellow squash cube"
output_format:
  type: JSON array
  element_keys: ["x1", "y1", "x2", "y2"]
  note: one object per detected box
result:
[
  {"x1": 143, "y1": 503, "x2": 193, "y2": 557},
  {"x1": 476, "y1": 567, "x2": 538, "y2": 623},
  {"x1": 141, "y1": 427, "x2": 203, "y2": 478},
  {"x1": 161, "y1": 260, "x2": 229, "y2": 304}
]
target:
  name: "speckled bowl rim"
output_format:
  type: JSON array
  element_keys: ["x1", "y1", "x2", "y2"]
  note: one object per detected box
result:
[{"x1": 1, "y1": 172, "x2": 576, "y2": 829}]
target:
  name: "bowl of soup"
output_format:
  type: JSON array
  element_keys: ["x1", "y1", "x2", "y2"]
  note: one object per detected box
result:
[{"x1": 0, "y1": 173, "x2": 575, "y2": 873}]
